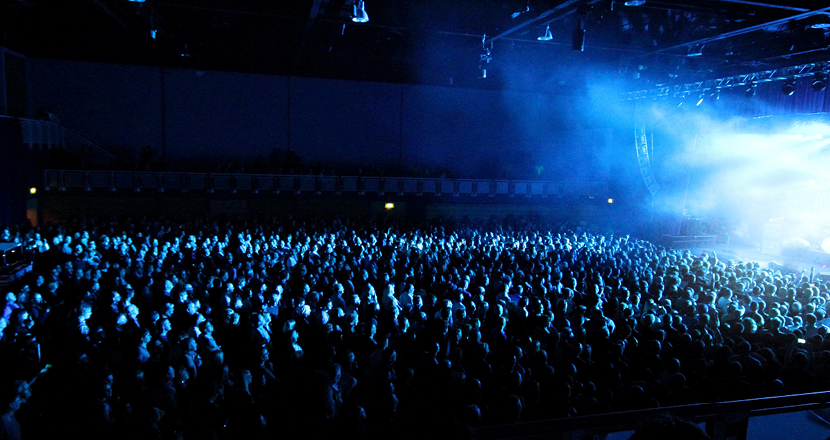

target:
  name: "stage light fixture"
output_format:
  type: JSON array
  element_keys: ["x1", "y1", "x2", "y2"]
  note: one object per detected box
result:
[
  {"x1": 478, "y1": 34, "x2": 492, "y2": 79},
  {"x1": 686, "y1": 44, "x2": 704, "y2": 57},
  {"x1": 812, "y1": 72, "x2": 827, "y2": 92},
  {"x1": 352, "y1": 1, "x2": 369, "y2": 23},
  {"x1": 29, "y1": 187, "x2": 36, "y2": 195},
  {"x1": 512, "y1": 4, "x2": 530, "y2": 19},
  {"x1": 572, "y1": 23, "x2": 585, "y2": 51},
  {"x1": 538, "y1": 25, "x2": 553, "y2": 41},
  {"x1": 624, "y1": 0, "x2": 645, "y2": 5},
  {"x1": 782, "y1": 79, "x2": 796, "y2": 96},
  {"x1": 745, "y1": 83, "x2": 756, "y2": 98}
]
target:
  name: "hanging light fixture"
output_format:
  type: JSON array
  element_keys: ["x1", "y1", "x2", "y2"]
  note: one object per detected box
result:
[
  {"x1": 352, "y1": 1, "x2": 369, "y2": 23},
  {"x1": 745, "y1": 83, "x2": 756, "y2": 98},
  {"x1": 572, "y1": 23, "x2": 585, "y2": 51},
  {"x1": 782, "y1": 79, "x2": 796, "y2": 96},
  {"x1": 478, "y1": 34, "x2": 492, "y2": 79},
  {"x1": 812, "y1": 72, "x2": 827, "y2": 92},
  {"x1": 538, "y1": 25, "x2": 553, "y2": 41}
]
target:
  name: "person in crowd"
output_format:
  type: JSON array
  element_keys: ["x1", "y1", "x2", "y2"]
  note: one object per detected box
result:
[{"x1": 0, "y1": 215, "x2": 829, "y2": 439}]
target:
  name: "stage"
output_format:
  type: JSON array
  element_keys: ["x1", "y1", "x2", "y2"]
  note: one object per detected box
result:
[{"x1": 690, "y1": 242, "x2": 830, "y2": 279}]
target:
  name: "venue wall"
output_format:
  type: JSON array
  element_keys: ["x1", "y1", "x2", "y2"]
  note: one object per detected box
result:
[{"x1": 26, "y1": 59, "x2": 623, "y2": 182}]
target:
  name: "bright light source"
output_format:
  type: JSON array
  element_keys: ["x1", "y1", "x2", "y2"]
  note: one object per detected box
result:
[
  {"x1": 624, "y1": 0, "x2": 646, "y2": 5},
  {"x1": 29, "y1": 187, "x2": 36, "y2": 195},
  {"x1": 537, "y1": 25, "x2": 553, "y2": 41},
  {"x1": 385, "y1": 203, "x2": 394, "y2": 210},
  {"x1": 352, "y1": 0, "x2": 369, "y2": 23},
  {"x1": 607, "y1": 198, "x2": 613, "y2": 204},
  {"x1": 810, "y1": 180, "x2": 816, "y2": 185}
]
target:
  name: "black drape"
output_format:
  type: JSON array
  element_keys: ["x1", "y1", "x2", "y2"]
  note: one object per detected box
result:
[{"x1": 0, "y1": 117, "x2": 24, "y2": 228}]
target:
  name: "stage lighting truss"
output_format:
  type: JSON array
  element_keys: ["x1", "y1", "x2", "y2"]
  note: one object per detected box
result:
[{"x1": 621, "y1": 60, "x2": 830, "y2": 100}]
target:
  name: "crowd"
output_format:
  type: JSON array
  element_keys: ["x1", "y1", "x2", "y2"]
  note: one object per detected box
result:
[{"x1": 1, "y1": 216, "x2": 829, "y2": 440}]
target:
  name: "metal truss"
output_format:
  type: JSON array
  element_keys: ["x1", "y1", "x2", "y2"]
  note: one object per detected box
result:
[{"x1": 621, "y1": 60, "x2": 830, "y2": 101}]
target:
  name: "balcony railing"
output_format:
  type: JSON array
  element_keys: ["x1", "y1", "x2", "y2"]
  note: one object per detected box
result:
[
  {"x1": 476, "y1": 389, "x2": 830, "y2": 440},
  {"x1": 43, "y1": 170, "x2": 609, "y2": 198}
]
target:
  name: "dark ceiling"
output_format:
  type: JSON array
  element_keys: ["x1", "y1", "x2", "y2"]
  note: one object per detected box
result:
[{"x1": 2, "y1": 0, "x2": 830, "y2": 92}]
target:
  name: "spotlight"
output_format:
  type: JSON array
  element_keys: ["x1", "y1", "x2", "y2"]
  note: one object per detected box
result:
[
  {"x1": 812, "y1": 72, "x2": 827, "y2": 92},
  {"x1": 624, "y1": 0, "x2": 646, "y2": 5},
  {"x1": 352, "y1": 0, "x2": 369, "y2": 23},
  {"x1": 150, "y1": 29, "x2": 157, "y2": 39},
  {"x1": 745, "y1": 83, "x2": 756, "y2": 98},
  {"x1": 696, "y1": 94, "x2": 704, "y2": 106},
  {"x1": 782, "y1": 79, "x2": 796, "y2": 96},
  {"x1": 29, "y1": 187, "x2": 37, "y2": 195},
  {"x1": 538, "y1": 25, "x2": 553, "y2": 41},
  {"x1": 385, "y1": 203, "x2": 395, "y2": 210}
]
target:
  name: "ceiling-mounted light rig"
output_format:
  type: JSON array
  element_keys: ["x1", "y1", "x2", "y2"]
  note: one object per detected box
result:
[
  {"x1": 573, "y1": 6, "x2": 590, "y2": 52},
  {"x1": 150, "y1": 14, "x2": 157, "y2": 39},
  {"x1": 352, "y1": 0, "x2": 369, "y2": 23},
  {"x1": 687, "y1": 44, "x2": 704, "y2": 57},
  {"x1": 621, "y1": 61, "x2": 830, "y2": 101},
  {"x1": 538, "y1": 25, "x2": 553, "y2": 42},
  {"x1": 745, "y1": 83, "x2": 756, "y2": 98},
  {"x1": 812, "y1": 72, "x2": 827, "y2": 92},
  {"x1": 479, "y1": 34, "x2": 493, "y2": 78},
  {"x1": 782, "y1": 78, "x2": 796, "y2": 96},
  {"x1": 512, "y1": 3, "x2": 530, "y2": 19}
]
